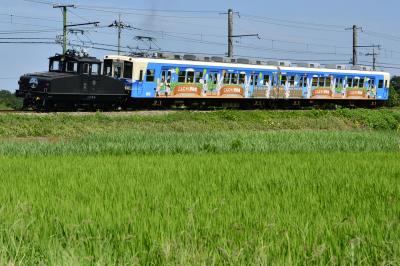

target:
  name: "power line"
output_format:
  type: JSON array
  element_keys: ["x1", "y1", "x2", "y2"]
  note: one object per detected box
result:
[
  {"x1": 0, "y1": 37, "x2": 55, "y2": 39},
  {"x1": 76, "y1": 4, "x2": 221, "y2": 14},
  {"x1": 75, "y1": 6, "x2": 223, "y2": 20},
  {"x1": 0, "y1": 13, "x2": 61, "y2": 23},
  {"x1": 241, "y1": 14, "x2": 345, "y2": 29},
  {"x1": 0, "y1": 41, "x2": 56, "y2": 44},
  {"x1": 241, "y1": 17, "x2": 346, "y2": 33}
]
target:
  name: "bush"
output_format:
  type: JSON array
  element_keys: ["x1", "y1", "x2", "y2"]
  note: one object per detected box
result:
[
  {"x1": 0, "y1": 90, "x2": 23, "y2": 110},
  {"x1": 386, "y1": 86, "x2": 400, "y2": 107}
]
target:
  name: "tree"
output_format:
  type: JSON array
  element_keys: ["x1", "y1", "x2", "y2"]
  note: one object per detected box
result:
[
  {"x1": 391, "y1": 76, "x2": 400, "y2": 94},
  {"x1": 387, "y1": 76, "x2": 400, "y2": 107}
]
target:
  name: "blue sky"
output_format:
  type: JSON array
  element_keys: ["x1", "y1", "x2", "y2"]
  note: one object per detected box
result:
[{"x1": 1, "y1": 0, "x2": 399, "y2": 91}]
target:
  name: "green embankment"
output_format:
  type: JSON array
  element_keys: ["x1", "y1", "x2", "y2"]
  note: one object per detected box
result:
[{"x1": 0, "y1": 109, "x2": 399, "y2": 265}]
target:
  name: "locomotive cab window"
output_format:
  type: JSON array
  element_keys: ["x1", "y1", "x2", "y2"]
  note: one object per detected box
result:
[
  {"x1": 82, "y1": 63, "x2": 90, "y2": 75},
  {"x1": 50, "y1": 60, "x2": 62, "y2": 72},
  {"x1": 91, "y1": 64, "x2": 100, "y2": 76},
  {"x1": 66, "y1": 61, "x2": 78, "y2": 73}
]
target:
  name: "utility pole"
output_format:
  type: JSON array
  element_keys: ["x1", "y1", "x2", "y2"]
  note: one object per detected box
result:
[
  {"x1": 220, "y1": 9, "x2": 259, "y2": 58},
  {"x1": 346, "y1": 25, "x2": 362, "y2": 66},
  {"x1": 228, "y1": 9, "x2": 233, "y2": 57},
  {"x1": 54, "y1": 4, "x2": 99, "y2": 54},
  {"x1": 53, "y1": 4, "x2": 75, "y2": 54},
  {"x1": 365, "y1": 45, "x2": 381, "y2": 70},
  {"x1": 109, "y1": 15, "x2": 133, "y2": 55}
]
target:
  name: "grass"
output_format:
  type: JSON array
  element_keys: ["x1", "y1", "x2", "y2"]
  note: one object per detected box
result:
[
  {"x1": 0, "y1": 109, "x2": 399, "y2": 265},
  {"x1": 0, "y1": 153, "x2": 399, "y2": 265},
  {"x1": 0, "y1": 131, "x2": 399, "y2": 156},
  {"x1": 0, "y1": 109, "x2": 399, "y2": 138}
]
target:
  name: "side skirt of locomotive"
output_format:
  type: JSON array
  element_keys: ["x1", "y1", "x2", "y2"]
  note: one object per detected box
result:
[{"x1": 21, "y1": 92, "x2": 128, "y2": 111}]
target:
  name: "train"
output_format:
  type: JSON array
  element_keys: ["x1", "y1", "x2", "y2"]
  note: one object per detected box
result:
[{"x1": 16, "y1": 50, "x2": 391, "y2": 110}]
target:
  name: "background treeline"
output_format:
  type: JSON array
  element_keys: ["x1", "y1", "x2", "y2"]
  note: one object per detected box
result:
[{"x1": 0, "y1": 90, "x2": 23, "y2": 110}]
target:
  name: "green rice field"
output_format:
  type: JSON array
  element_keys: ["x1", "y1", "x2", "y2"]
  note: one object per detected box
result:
[{"x1": 0, "y1": 109, "x2": 399, "y2": 265}]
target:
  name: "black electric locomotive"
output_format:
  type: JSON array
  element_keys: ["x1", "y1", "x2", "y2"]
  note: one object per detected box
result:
[{"x1": 16, "y1": 50, "x2": 128, "y2": 111}]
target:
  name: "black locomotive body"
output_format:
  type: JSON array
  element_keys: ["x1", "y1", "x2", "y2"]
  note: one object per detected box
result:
[{"x1": 16, "y1": 51, "x2": 127, "y2": 111}]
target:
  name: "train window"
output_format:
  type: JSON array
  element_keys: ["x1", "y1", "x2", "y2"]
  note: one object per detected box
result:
[
  {"x1": 263, "y1": 75, "x2": 270, "y2": 85},
  {"x1": 187, "y1": 71, "x2": 195, "y2": 83},
  {"x1": 347, "y1": 78, "x2": 353, "y2": 87},
  {"x1": 66, "y1": 61, "x2": 77, "y2": 73},
  {"x1": 195, "y1": 71, "x2": 203, "y2": 83},
  {"x1": 123, "y1": 62, "x2": 133, "y2": 79},
  {"x1": 146, "y1": 69, "x2": 155, "y2": 82},
  {"x1": 299, "y1": 77, "x2": 304, "y2": 87},
  {"x1": 319, "y1": 78, "x2": 325, "y2": 87},
  {"x1": 370, "y1": 79, "x2": 375, "y2": 88},
  {"x1": 378, "y1": 80, "x2": 384, "y2": 88},
  {"x1": 161, "y1": 70, "x2": 166, "y2": 82},
  {"x1": 231, "y1": 73, "x2": 238, "y2": 84},
  {"x1": 139, "y1": 70, "x2": 144, "y2": 81},
  {"x1": 254, "y1": 74, "x2": 259, "y2": 86},
  {"x1": 114, "y1": 64, "x2": 122, "y2": 78},
  {"x1": 178, "y1": 70, "x2": 186, "y2": 82},
  {"x1": 91, "y1": 64, "x2": 99, "y2": 75},
  {"x1": 50, "y1": 60, "x2": 61, "y2": 71},
  {"x1": 303, "y1": 77, "x2": 308, "y2": 87},
  {"x1": 281, "y1": 75, "x2": 287, "y2": 86},
  {"x1": 359, "y1": 78, "x2": 365, "y2": 88},
  {"x1": 223, "y1": 72, "x2": 230, "y2": 84},
  {"x1": 312, "y1": 77, "x2": 318, "y2": 87},
  {"x1": 103, "y1": 60, "x2": 112, "y2": 76},
  {"x1": 385, "y1": 80, "x2": 388, "y2": 88},
  {"x1": 239, "y1": 73, "x2": 246, "y2": 85},
  {"x1": 289, "y1": 76, "x2": 295, "y2": 86},
  {"x1": 83, "y1": 64, "x2": 90, "y2": 75},
  {"x1": 325, "y1": 77, "x2": 331, "y2": 87},
  {"x1": 353, "y1": 79, "x2": 359, "y2": 87},
  {"x1": 209, "y1": 72, "x2": 218, "y2": 85},
  {"x1": 167, "y1": 71, "x2": 172, "y2": 83},
  {"x1": 336, "y1": 78, "x2": 343, "y2": 88}
]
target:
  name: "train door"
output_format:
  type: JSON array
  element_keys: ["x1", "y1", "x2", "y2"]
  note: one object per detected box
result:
[
  {"x1": 248, "y1": 72, "x2": 257, "y2": 97},
  {"x1": 141, "y1": 68, "x2": 157, "y2": 98},
  {"x1": 310, "y1": 75, "x2": 319, "y2": 98},
  {"x1": 132, "y1": 69, "x2": 144, "y2": 97},
  {"x1": 81, "y1": 63, "x2": 101, "y2": 94},
  {"x1": 299, "y1": 74, "x2": 308, "y2": 98}
]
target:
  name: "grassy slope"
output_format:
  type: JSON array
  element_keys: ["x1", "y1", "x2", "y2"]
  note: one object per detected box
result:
[
  {"x1": 0, "y1": 109, "x2": 399, "y2": 264},
  {"x1": 0, "y1": 109, "x2": 399, "y2": 138}
]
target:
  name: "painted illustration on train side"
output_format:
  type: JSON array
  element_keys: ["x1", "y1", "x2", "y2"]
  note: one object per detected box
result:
[
  {"x1": 154, "y1": 68, "x2": 379, "y2": 100},
  {"x1": 156, "y1": 68, "x2": 246, "y2": 98}
]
